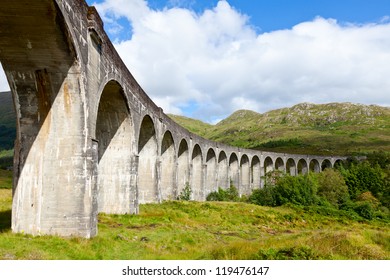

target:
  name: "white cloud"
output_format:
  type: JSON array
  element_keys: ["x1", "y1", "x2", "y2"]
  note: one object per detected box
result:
[
  {"x1": 94, "y1": 0, "x2": 390, "y2": 122},
  {"x1": 1, "y1": 1, "x2": 389, "y2": 123}
]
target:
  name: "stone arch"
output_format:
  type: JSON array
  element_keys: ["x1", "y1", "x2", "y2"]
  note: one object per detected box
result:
[
  {"x1": 206, "y1": 148, "x2": 217, "y2": 195},
  {"x1": 286, "y1": 158, "x2": 296, "y2": 175},
  {"x1": 229, "y1": 153, "x2": 239, "y2": 188},
  {"x1": 240, "y1": 154, "x2": 250, "y2": 195},
  {"x1": 191, "y1": 144, "x2": 204, "y2": 201},
  {"x1": 321, "y1": 159, "x2": 332, "y2": 171},
  {"x1": 138, "y1": 115, "x2": 158, "y2": 203},
  {"x1": 334, "y1": 159, "x2": 344, "y2": 169},
  {"x1": 177, "y1": 139, "x2": 189, "y2": 197},
  {"x1": 275, "y1": 157, "x2": 285, "y2": 172},
  {"x1": 309, "y1": 159, "x2": 321, "y2": 173},
  {"x1": 217, "y1": 151, "x2": 229, "y2": 189},
  {"x1": 96, "y1": 80, "x2": 133, "y2": 214},
  {"x1": 160, "y1": 131, "x2": 176, "y2": 200},
  {"x1": 251, "y1": 156, "x2": 261, "y2": 189},
  {"x1": 264, "y1": 156, "x2": 274, "y2": 174},
  {"x1": 297, "y1": 158, "x2": 308, "y2": 175}
]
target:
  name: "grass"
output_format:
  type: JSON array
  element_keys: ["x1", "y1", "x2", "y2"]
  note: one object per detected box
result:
[
  {"x1": 0, "y1": 188, "x2": 389, "y2": 260},
  {"x1": 0, "y1": 169, "x2": 12, "y2": 189}
]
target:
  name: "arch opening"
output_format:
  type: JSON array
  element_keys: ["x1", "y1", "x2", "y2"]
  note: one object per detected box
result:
[
  {"x1": 206, "y1": 148, "x2": 217, "y2": 195},
  {"x1": 160, "y1": 131, "x2": 176, "y2": 200},
  {"x1": 96, "y1": 80, "x2": 133, "y2": 214},
  {"x1": 275, "y1": 157, "x2": 285, "y2": 172},
  {"x1": 321, "y1": 159, "x2": 332, "y2": 171},
  {"x1": 309, "y1": 159, "x2": 321, "y2": 173},
  {"x1": 138, "y1": 115, "x2": 158, "y2": 203},
  {"x1": 240, "y1": 155, "x2": 250, "y2": 195},
  {"x1": 217, "y1": 151, "x2": 228, "y2": 189},
  {"x1": 191, "y1": 144, "x2": 203, "y2": 201},
  {"x1": 251, "y1": 156, "x2": 261, "y2": 189},
  {"x1": 297, "y1": 159, "x2": 308, "y2": 175},
  {"x1": 286, "y1": 158, "x2": 296, "y2": 176},
  {"x1": 264, "y1": 156, "x2": 274, "y2": 174},
  {"x1": 177, "y1": 139, "x2": 189, "y2": 197},
  {"x1": 229, "y1": 153, "x2": 239, "y2": 188}
]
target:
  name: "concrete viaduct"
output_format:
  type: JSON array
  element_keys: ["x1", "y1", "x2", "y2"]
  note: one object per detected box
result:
[{"x1": 0, "y1": 0, "x2": 346, "y2": 238}]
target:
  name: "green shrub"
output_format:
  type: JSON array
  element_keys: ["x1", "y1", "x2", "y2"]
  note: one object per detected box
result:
[
  {"x1": 253, "y1": 246, "x2": 319, "y2": 260},
  {"x1": 353, "y1": 202, "x2": 375, "y2": 220},
  {"x1": 206, "y1": 185, "x2": 240, "y2": 202},
  {"x1": 249, "y1": 174, "x2": 320, "y2": 207},
  {"x1": 316, "y1": 169, "x2": 349, "y2": 207},
  {"x1": 272, "y1": 175, "x2": 320, "y2": 206},
  {"x1": 339, "y1": 162, "x2": 385, "y2": 200},
  {"x1": 248, "y1": 186, "x2": 277, "y2": 206},
  {"x1": 177, "y1": 183, "x2": 192, "y2": 201}
]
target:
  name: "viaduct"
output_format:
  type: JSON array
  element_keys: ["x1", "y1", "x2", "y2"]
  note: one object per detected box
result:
[{"x1": 0, "y1": 0, "x2": 346, "y2": 238}]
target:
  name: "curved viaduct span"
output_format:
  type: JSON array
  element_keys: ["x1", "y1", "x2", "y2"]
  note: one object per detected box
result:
[{"x1": 0, "y1": 0, "x2": 346, "y2": 237}]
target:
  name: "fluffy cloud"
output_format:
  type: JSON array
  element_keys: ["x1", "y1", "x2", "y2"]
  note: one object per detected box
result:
[
  {"x1": 93, "y1": 0, "x2": 390, "y2": 122},
  {"x1": 1, "y1": 1, "x2": 390, "y2": 124}
]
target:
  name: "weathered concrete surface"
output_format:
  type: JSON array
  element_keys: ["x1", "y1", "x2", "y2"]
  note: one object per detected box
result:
[{"x1": 0, "y1": 0, "x2": 347, "y2": 238}]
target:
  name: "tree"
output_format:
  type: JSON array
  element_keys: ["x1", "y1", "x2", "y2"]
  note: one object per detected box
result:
[{"x1": 316, "y1": 169, "x2": 349, "y2": 207}]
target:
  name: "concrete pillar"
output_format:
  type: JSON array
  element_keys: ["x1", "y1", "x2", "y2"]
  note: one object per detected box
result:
[{"x1": 10, "y1": 67, "x2": 97, "y2": 237}]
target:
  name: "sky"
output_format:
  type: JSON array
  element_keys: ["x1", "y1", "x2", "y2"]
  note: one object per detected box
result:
[{"x1": 1, "y1": 0, "x2": 390, "y2": 123}]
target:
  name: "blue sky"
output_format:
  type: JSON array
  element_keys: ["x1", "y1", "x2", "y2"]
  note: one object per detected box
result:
[
  {"x1": 1, "y1": 0, "x2": 389, "y2": 123},
  {"x1": 88, "y1": 0, "x2": 390, "y2": 38}
]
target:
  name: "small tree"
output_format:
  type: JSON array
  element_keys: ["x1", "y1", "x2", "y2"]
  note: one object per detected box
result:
[
  {"x1": 177, "y1": 182, "x2": 192, "y2": 201},
  {"x1": 316, "y1": 169, "x2": 349, "y2": 207}
]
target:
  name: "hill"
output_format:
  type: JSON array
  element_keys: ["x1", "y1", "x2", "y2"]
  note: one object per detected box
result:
[
  {"x1": 0, "y1": 91, "x2": 16, "y2": 152},
  {"x1": 1, "y1": 90, "x2": 389, "y2": 156},
  {"x1": 169, "y1": 102, "x2": 390, "y2": 156}
]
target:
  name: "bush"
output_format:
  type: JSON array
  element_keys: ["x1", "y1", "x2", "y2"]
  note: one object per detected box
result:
[
  {"x1": 353, "y1": 202, "x2": 375, "y2": 220},
  {"x1": 206, "y1": 185, "x2": 240, "y2": 202},
  {"x1": 249, "y1": 174, "x2": 320, "y2": 207},
  {"x1": 316, "y1": 169, "x2": 349, "y2": 207},
  {"x1": 272, "y1": 175, "x2": 320, "y2": 206},
  {"x1": 339, "y1": 162, "x2": 385, "y2": 200},
  {"x1": 177, "y1": 183, "x2": 192, "y2": 201},
  {"x1": 248, "y1": 186, "x2": 277, "y2": 206}
]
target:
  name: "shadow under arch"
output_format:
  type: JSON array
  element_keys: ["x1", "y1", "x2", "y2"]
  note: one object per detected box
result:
[
  {"x1": 206, "y1": 148, "x2": 217, "y2": 194},
  {"x1": 96, "y1": 80, "x2": 134, "y2": 214},
  {"x1": 251, "y1": 156, "x2": 261, "y2": 189},
  {"x1": 191, "y1": 144, "x2": 203, "y2": 201},
  {"x1": 138, "y1": 115, "x2": 158, "y2": 203},
  {"x1": 240, "y1": 154, "x2": 250, "y2": 195},
  {"x1": 217, "y1": 151, "x2": 228, "y2": 189},
  {"x1": 177, "y1": 139, "x2": 189, "y2": 196},
  {"x1": 229, "y1": 153, "x2": 239, "y2": 189},
  {"x1": 309, "y1": 159, "x2": 321, "y2": 173},
  {"x1": 286, "y1": 158, "x2": 296, "y2": 175},
  {"x1": 160, "y1": 130, "x2": 176, "y2": 200},
  {"x1": 297, "y1": 159, "x2": 308, "y2": 175}
]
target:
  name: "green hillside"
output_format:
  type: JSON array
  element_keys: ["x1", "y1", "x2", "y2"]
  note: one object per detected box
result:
[
  {"x1": 0, "y1": 91, "x2": 16, "y2": 151},
  {"x1": 169, "y1": 102, "x2": 390, "y2": 156},
  {"x1": 1, "y1": 90, "x2": 390, "y2": 156}
]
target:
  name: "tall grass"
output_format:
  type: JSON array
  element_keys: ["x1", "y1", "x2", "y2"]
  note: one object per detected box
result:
[{"x1": 0, "y1": 189, "x2": 389, "y2": 260}]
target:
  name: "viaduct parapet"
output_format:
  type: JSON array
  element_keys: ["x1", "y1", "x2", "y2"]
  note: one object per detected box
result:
[{"x1": 0, "y1": 0, "x2": 346, "y2": 237}]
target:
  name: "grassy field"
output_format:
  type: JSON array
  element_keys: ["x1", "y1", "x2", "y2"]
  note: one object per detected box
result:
[
  {"x1": 0, "y1": 188, "x2": 389, "y2": 260},
  {"x1": 0, "y1": 169, "x2": 12, "y2": 189}
]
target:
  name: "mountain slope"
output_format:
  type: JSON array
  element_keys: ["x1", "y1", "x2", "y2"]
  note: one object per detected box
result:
[
  {"x1": 1, "y1": 90, "x2": 389, "y2": 156},
  {"x1": 169, "y1": 103, "x2": 390, "y2": 155},
  {"x1": 0, "y1": 91, "x2": 16, "y2": 151}
]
